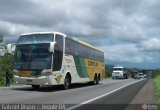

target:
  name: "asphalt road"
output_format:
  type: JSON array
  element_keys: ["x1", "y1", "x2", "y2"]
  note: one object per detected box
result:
[{"x1": 0, "y1": 79, "x2": 148, "y2": 110}]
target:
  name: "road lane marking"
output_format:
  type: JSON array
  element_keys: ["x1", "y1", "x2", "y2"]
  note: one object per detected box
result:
[{"x1": 67, "y1": 79, "x2": 145, "y2": 110}]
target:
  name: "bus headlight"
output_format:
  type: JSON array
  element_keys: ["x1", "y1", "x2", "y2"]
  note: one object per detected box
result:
[
  {"x1": 41, "y1": 69, "x2": 52, "y2": 76},
  {"x1": 13, "y1": 69, "x2": 18, "y2": 75}
]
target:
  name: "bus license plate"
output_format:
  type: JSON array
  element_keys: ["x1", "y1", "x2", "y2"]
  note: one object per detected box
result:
[{"x1": 19, "y1": 71, "x2": 31, "y2": 77}]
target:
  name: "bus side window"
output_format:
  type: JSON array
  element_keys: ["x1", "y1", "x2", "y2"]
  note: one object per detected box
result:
[
  {"x1": 53, "y1": 35, "x2": 63, "y2": 71},
  {"x1": 65, "y1": 38, "x2": 71, "y2": 55}
]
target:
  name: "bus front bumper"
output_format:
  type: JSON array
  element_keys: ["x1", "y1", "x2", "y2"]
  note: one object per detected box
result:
[{"x1": 14, "y1": 75, "x2": 62, "y2": 85}]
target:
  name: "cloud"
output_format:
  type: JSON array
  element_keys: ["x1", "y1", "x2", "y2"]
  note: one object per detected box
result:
[
  {"x1": 99, "y1": 43, "x2": 154, "y2": 63},
  {"x1": 0, "y1": 0, "x2": 160, "y2": 69},
  {"x1": 139, "y1": 38, "x2": 160, "y2": 51}
]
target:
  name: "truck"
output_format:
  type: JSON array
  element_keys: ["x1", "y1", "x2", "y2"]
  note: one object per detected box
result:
[{"x1": 112, "y1": 66, "x2": 128, "y2": 79}]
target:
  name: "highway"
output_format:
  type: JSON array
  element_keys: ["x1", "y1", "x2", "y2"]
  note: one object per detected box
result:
[{"x1": 0, "y1": 79, "x2": 148, "y2": 110}]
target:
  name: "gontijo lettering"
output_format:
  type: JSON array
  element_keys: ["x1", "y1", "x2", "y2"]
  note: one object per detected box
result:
[{"x1": 88, "y1": 61, "x2": 98, "y2": 67}]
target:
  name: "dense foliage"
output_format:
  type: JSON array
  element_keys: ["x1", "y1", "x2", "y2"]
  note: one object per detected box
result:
[
  {"x1": 0, "y1": 35, "x2": 3, "y2": 43},
  {"x1": 105, "y1": 64, "x2": 112, "y2": 78},
  {"x1": 0, "y1": 35, "x2": 14, "y2": 86}
]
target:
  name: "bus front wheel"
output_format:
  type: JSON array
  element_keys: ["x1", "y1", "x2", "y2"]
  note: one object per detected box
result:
[
  {"x1": 63, "y1": 75, "x2": 71, "y2": 90},
  {"x1": 32, "y1": 85, "x2": 40, "y2": 89}
]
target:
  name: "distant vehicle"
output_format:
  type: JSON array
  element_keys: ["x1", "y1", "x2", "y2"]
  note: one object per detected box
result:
[
  {"x1": 134, "y1": 74, "x2": 141, "y2": 79},
  {"x1": 143, "y1": 74, "x2": 148, "y2": 78},
  {"x1": 139, "y1": 73, "x2": 144, "y2": 78},
  {"x1": 112, "y1": 66, "x2": 128, "y2": 79},
  {"x1": 7, "y1": 32, "x2": 105, "y2": 89},
  {"x1": 134, "y1": 73, "x2": 148, "y2": 79}
]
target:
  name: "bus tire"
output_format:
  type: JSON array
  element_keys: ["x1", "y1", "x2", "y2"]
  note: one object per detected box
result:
[
  {"x1": 98, "y1": 74, "x2": 100, "y2": 81},
  {"x1": 32, "y1": 85, "x2": 40, "y2": 89},
  {"x1": 93, "y1": 74, "x2": 99, "y2": 85},
  {"x1": 63, "y1": 74, "x2": 71, "y2": 90}
]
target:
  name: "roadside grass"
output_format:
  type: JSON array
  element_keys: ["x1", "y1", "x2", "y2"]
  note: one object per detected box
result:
[{"x1": 153, "y1": 70, "x2": 160, "y2": 104}]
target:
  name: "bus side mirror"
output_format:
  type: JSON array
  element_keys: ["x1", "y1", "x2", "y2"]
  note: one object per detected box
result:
[
  {"x1": 7, "y1": 44, "x2": 16, "y2": 54},
  {"x1": 49, "y1": 42, "x2": 56, "y2": 53}
]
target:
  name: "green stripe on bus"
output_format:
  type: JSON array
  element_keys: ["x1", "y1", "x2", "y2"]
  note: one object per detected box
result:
[
  {"x1": 74, "y1": 56, "x2": 89, "y2": 78},
  {"x1": 80, "y1": 57, "x2": 89, "y2": 77}
]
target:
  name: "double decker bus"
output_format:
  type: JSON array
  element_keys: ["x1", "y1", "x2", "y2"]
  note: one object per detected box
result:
[{"x1": 8, "y1": 32, "x2": 105, "y2": 89}]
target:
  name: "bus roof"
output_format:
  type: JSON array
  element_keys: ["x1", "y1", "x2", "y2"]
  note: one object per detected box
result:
[
  {"x1": 21, "y1": 32, "x2": 103, "y2": 52},
  {"x1": 21, "y1": 32, "x2": 67, "y2": 37},
  {"x1": 67, "y1": 36, "x2": 103, "y2": 52}
]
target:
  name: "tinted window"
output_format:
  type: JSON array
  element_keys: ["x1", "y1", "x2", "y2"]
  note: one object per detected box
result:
[
  {"x1": 53, "y1": 35, "x2": 64, "y2": 71},
  {"x1": 65, "y1": 38, "x2": 104, "y2": 61}
]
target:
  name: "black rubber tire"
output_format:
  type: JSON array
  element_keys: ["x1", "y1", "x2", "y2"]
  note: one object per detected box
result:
[
  {"x1": 96, "y1": 76, "x2": 99, "y2": 85},
  {"x1": 63, "y1": 75, "x2": 70, "y2": 90},
  {"x1": 93, "y1": 75, "x2": 99, "y2": 85},
  {"x1": 32, "y1": 85, "x2": 40, "y2": 89}
]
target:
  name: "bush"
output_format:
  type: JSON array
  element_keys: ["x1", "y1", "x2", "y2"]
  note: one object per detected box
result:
[
  {"x1": 105, "y1": 65, "x2": 113, "y2": 78},
  {"x1": 0, "y1": 73, "x2": 14, "y2": 86},
  {"x1": 106, "y1": 69, "x2": 112, "y2": 78},
  {"x1": 0, "y1": 74, "x2": 6, "y2": 86}
]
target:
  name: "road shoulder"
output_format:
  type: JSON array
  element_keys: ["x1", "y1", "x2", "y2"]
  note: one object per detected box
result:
[{"x1": 125, "y1": 79, "x2": 155, "y2": 110}]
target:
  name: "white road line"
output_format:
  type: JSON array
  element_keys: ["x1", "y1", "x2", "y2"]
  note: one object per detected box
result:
[{"x1": 67, "y1": 79, "x2": 144, "y2": 110}]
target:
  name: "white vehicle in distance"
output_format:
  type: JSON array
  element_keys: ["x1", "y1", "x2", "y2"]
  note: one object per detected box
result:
[
  {"x1": 112, "y1": 66, "x2": 128, "y2": 79},
  {"x1": 139, "y1": 72, "x2": 148, "y2": 79}
]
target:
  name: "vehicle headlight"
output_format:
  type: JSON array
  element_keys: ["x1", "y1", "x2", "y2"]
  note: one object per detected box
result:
[
  {"x1": 41, "y1": 69, "x2": 52, "y2": 76},
  {"x1": 13, "y1": 69, "x2": 18, "y2": 75}
]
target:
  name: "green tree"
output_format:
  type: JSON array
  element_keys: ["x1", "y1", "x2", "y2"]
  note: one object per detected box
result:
[
  {"x1": 0, "y1": 35, "x2": 14, "y2": 86},
  {"x1": 0, "y1": 35, "x2": 3, "y2": 43},
  {"x1": 105, "y1": 64, "x2": 113, "y2": 78}
]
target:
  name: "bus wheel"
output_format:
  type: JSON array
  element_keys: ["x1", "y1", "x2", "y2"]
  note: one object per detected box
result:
[
  {"x1": 93, "y1": 74, "x2": 99, "y2": 85},
  {"x1": 63, "y1": 75, "x2": 70, "y2": 90},
  {"x1": 96, "y1": 75, "x2": 99, "y2": 85},
  {"x1": 32, "y1": 85, "x2": 40, "y2": 89}
]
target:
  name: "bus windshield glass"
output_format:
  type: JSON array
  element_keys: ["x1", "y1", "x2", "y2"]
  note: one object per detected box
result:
[
  {"x1": 113, "y1": 68, "x2": 123, "y2": 71},
  {"x1": 17, "y1": 34, "x2": 53, "y2": 44},
  {"x1": 14, "y1": 44, "x2": 51, "y2": 70}
]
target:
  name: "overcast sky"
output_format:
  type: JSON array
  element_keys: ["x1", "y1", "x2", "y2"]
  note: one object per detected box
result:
[{"x1": 0, "y1": 0, "x2": 160, "y2": 69}]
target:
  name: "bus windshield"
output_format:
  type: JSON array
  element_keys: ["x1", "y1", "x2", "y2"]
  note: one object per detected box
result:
[
  {"x1": 14, "y1": 44, "x2": 51, "y2": 70},
  {"x1": 113, "y1": 68, "x2": 123, "y2": 71},
  {"x1": 17, "y1": 34, "x2": 53, "y2": 44}
]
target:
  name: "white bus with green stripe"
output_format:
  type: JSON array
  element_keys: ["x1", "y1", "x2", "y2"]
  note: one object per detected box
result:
[{"x1": 9, "y1": 32, "x2": 105, "y2": 89}]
